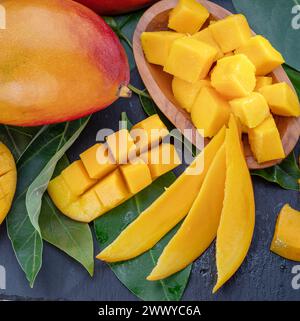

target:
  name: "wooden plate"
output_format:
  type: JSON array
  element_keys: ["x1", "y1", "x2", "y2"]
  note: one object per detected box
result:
[{"x1": 133, "y1": 0, "x2": 300, "y2": 169}]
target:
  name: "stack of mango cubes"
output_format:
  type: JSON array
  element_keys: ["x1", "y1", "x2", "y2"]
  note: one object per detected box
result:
[
  {"x1": 141, "y1": 0, "x2": 300, "y2": 164},
  {"x1": 48, "y1": 115, "x2": 181, "y2": 223}
]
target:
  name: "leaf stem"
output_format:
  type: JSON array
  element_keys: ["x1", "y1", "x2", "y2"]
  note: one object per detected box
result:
[{"x1": 128, "y1": 84, "x2": 152, "y2": 99}]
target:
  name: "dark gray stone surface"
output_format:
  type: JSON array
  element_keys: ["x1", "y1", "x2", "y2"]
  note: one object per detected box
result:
[{"x1": 0, "y1": 0, "x2": 299, "y2": 301}]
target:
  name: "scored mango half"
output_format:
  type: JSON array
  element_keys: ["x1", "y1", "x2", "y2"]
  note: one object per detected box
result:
[
  {"x1": 48, "y1": 117, "x2": 181, "y2": 223},
  {"x1": 0, "y1": 142, "x2": 17, "y2": 224}
]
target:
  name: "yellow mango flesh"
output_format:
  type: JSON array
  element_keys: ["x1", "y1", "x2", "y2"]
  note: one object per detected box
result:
[
  {"x1": 61, "y1": 160, "x2": 97, "y2": 196},
  {"x1": 255, "y1": 76, "x2": 273, "y2": 91},
  {"x1": 235, "y1": 35, "x2": 285, "y2": 76},
  {"x1": 120, "y1": 158, "x2": 152, "y2": 194},
  {"x1": 248, "y1": 115, "x2": 285, "y2": 163},
  {"x1": 192, "y1": 28, "x2": 224, "y2": 60},
  {"x1": 172, "y1": 77, "x2": 211, "y2": 113},
  {"x1": 271, "y1": 204, "x2": 300, "y2": 261},
  {"x1": 168, "y1": 0, "x2": 209, "y2": 34},
  {"x1": 130, "y1": 115, "x2": 169, "y2": 154},
  {"x1": 106, "y1": 129, "x2": 137, "y2": 164},
  {"x1": 259, "y1": 82, "x2": 300, "y2": 117},
  {"x1": 0, "y1": 142, "x2": 17, "y2": 224},
  {"x1": 191, "y1": 86, "x2": 230, "y2": 137},
  {"x1": 147, "y1": 144, "x2": 226, "y2": 281},
  {"x1": 213, "y1": 116, "x2": 255, "y2": 293},
  {"x1": 164, "y1": 37, "x2": 218, "y2": 83},
  {"x1": 141, "y1": 31, "x2": 184, "y2": 66},
  {"x1": 97, "y1": 127, "x2": 226, "y2": 262},
  {"x1": 140, "y1": 143, "x2": 181, "y2": 179},
  {"x1": 229, "y1": 92, "x2": 270, "y2": 128},
  {"x1": 211, "y1": 54, "x2": 256, "y2": 99},
  {"x1": 80, "y1": 143, "x2": 117, "y2": 179},
  {"x1": 209, "y1": 14, "x2": 252, "y2": 53}
]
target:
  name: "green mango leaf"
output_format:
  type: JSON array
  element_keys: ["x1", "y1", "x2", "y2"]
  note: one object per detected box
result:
[
  {"x1": 0, "y1": 125, "x2": 43, "y2": 160},
  {"x1": 94, "y1": 173, "x2": 191, "y2": 301},
  {"x1": 232, "y1": 0, "x2": 300, "y2": 72},
  {"x1": 284, "y1": 65, "x2": 300, "y2": 98},
  {"x1": 251, "y1": 152, "x2": 300, "y2": 191},
  {"x1": 39, "y1": 155, "x2": 94, "y2": 276},
  {"x1": 6, "y1": 118, "x2": 90, "y2": 287}
]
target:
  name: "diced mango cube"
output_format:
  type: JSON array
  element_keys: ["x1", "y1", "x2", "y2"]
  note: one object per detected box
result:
[
  {"x1": 172, "y1": 77, "x2": 211, "y2": 112},
  {"x1": 130, "y1": 115, "x2": 169, "y2": 154},
  {"x1": 94, "y1": 169, "x2": 131, "y2": 209},
  {"x1": 168, "y1": 0, "x2": 210, "y2": 34},
  {"x1": 248, "y1": 115, "x2": 285, "y2": 163},
  {"x1": 120, "y1": 158, "x2": 152, "y2": 194},
  {"x1": 80, "y1": 143, "x2": 117, "y2": 179},
  {"x1": 211, "y1": 54, "x2": 256, "y2": 99},
  {"x1": 61, "y1": 160, "x2": 97, "y2": 196},
  {"x1": 235, "y1": 35, "x2": 285, "y2": 75},
  {"x1": 259, "y1": 82, "x2": 300, "y2": 117},
  {"x1": 191, "y1": 86, "x2": 230, "y2": 137},
  {"x1": 47, "y1": 175, "x2": 78, "y2": 211},
  {"x1": 229, "y1": 92, "x2": 270, "y2": 128},
  {"x1": 79, "y1": 189, "x2": 106, "y2": 221},
  {"x1": 141, "y1": 31, "x2": 185, "y2": 66},
  {"x1": 164, "y1": 37, "x2": 218, "y2": 83},
  {"x1": 106, "y1": 129, "x2": 137, "y2": 164},
  {"x1": 140, "y1": 144, "x2": 181, "y2": 179},
  {"x1": 191, "y1": 27, "x2": 223, "y2": 60},
  {"x1": 255, "y1": 76, "x2": 273, "y2": 91},
  {"x1": 209, "y1": 14, "x2": 252, "y2": 53}
]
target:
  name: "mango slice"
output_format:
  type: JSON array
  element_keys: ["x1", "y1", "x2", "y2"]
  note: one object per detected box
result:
[
  {"x1": 141, "y1": 31, "x2": 184, "y2": 66},
  {"x1": 168, "y1": 0, "x2": 210, "y2": 34},
  {"x1": 211, "y1": 54, "x2": 256, "y2": 99},
  {"x1": 259, "y1": 82, "x2": 300, "y2": 117},
  {"x1": 61, "y1": 160, "x2": 97, "y2": 196},
  {"x1": 271, "y1": 204, "x2": 300, "y2": 261},
  {"x1": 147, "y1": 143, "x2": 226, "y2": 281},
  {"x1": 213, "y1": 116, "x2": 255, "y2": 293},
  {"x1": 255, "y1": 76, "x2": 273, "y2": 91},
  {"x1": 172, "y1": 77, "x2": 211, "y2": 112},
  {"x1": 106, "y1": 129, "x2": 137, "y2": 164},
  {"x1": 130, "y1": 115, "x2": 169, "y2": 154},
  {"x1": 164, "y1": 37, "x2": 218, "y2": 83},
  {"x1": 191, "y1": 86, "x2": 230, "y2": 137},
  {"x1": 80, "y1": 143, "x2": 117, "y2": 179},
  {"x1": 140, "y1": 143, "x2": 181, "y2": 179},
  {"x1": 120, "y1": 158, "x2": 152, "y2": 194},
  {"x1": 209, "y1": 14, "x2": 252, "y2": 53},
  {"x1": 229, "y1": 92, "x2": 270, "y2": 129},
  {"x1": 192, "y1": 28, "x2": 224, "y2": 60},
  {"x1": 97, "y1": 127, "x2": 226, "y2": 263},
  {"x1": 235, "y1": 35, "x2": 285, "y2": 76},
  {"x1": 0, "y1": 142, "x2": 17, "y2": 224},
  {"x1": 248, "y1": 115, "x2": 285, "y2": 163}
]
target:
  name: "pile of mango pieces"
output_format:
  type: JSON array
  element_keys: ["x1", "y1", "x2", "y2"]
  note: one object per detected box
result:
[
  {"x1": 48, "y1": 115, "x2": 181, "y2": 223},
  {"x1": 141, "y1": 0, "x2": 300, "y2": 164}
]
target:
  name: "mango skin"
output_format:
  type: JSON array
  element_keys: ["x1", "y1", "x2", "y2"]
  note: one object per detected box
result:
[
  {"x1": 0, "y1": 0, "x2": 129, "y2": 126},
  {"x1": 75, "y1": 0, "x2": 158, "y2": 15}
]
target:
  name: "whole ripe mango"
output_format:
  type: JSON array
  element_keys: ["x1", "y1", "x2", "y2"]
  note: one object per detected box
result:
[
  {"x1": 0, "y1": 0, "x2": 129, "y2": 126},
  {"x1": 75, "y1": 0, "x2": 158, "y2": 15}
]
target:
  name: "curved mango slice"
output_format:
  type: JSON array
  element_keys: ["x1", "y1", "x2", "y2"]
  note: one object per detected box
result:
[
  {"x1": 0, "y1": 142, "x2": 17, "y2": 224},
  {"x1": 271, "y1": 204, "x2": 300, "y2": 261},
  {"x1": 97, "y1": 127, "x2": 226, "y2": 263},
  {"x1": 147, "y1": 143, "x2": 226, "y2": 281},
  {"x1": 213, "y1": 116, "x2": 255, "y2": 293}
]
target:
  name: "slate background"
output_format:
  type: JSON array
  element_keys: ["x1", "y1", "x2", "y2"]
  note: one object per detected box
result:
[{"x1": 0, "y1": 0, "x2": 299, "y2": 301}]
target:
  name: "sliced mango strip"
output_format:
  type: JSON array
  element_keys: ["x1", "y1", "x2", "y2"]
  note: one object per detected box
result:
[
  {"x1": 97, "y1": 127, "x2": 226, "y2": 263},
  {"x1": 213, "y1": 116, "x2": 255, "y2": 293},
  {"x1": 271, "y1": 204, "x2": 300, "y2": 261},
  {"x1": 0, "y1": 142, "x2": 17, "y2": 224},
  {"x1": 147, "y1": 143, "x2": 226, "y2": 281}
]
